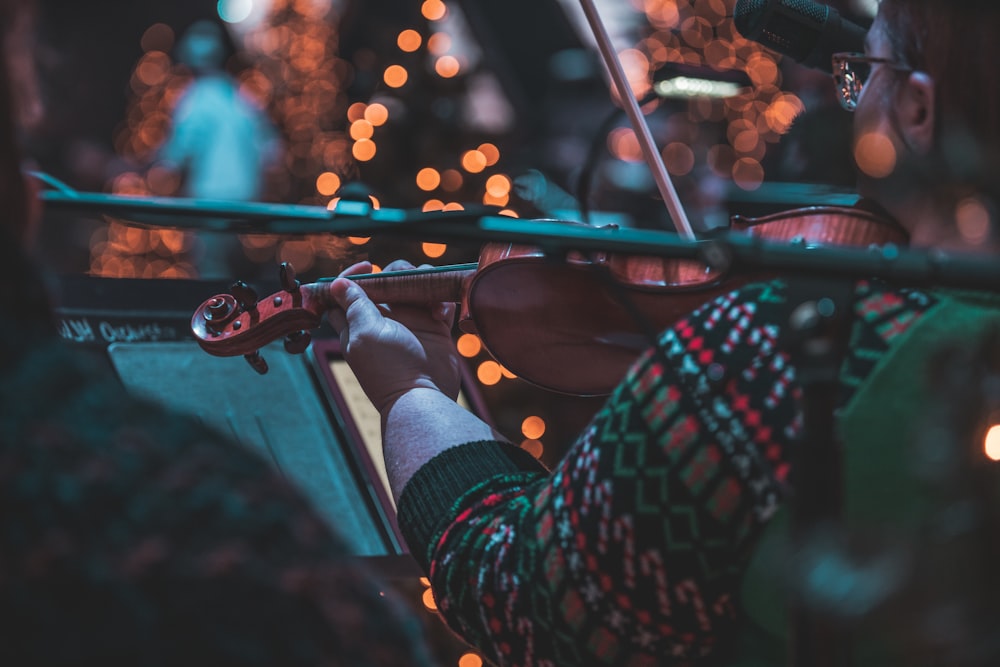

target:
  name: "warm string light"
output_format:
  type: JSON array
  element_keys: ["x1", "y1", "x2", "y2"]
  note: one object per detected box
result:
[
  {"x1": 458, "y1": 653, "x2": 484, "y2": 667},
  {"x1": 616, "y1": 0, "x2": 808, "y2": 192},
  {"x1": 102, "y1": 0, "x2": 366, "y2": 277},
  {"x1": 985, "y1": 425, "x2": 1000, "y2": 462}
]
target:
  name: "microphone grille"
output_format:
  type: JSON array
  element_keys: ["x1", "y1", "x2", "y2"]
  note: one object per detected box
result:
[
  {"x1": 787, "y1": 0, "x2": 828, "y2": 24},
  {"x1": 734, "y1": 0, "x2": 769, "y2": 35},
  {"x1": 733, "y1": 0, "x2": 767, "y2": 18},
  {"x1": 735, "y1": 0, "x2": 831, "y2": 33},
  {"x1": 734, "y1": 0, "x2": 767, "y2": 20}
]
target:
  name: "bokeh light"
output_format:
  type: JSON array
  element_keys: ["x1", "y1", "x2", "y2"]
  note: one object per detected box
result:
[
  {"x1": 458, "y1": 653, "x2": 484, "y2": 667},
  {"x1": 854, "y1": 131, "x2": 897, "y2": 178},
  {"x1": 985, "y1": 425, "x2": 1000, "y2": 461},
  {"x1": 421, "y1": 0, "x2": 447, "y2": 21},
  {"x1": 456, "y1": 334, "x2": 482, "y2": 358},
  {"x1": 461, "y1": 150, "x2": 487, "y2": 173},
  {"x1": 384, "y1": 65, "x2": 408, "y2": 88},
  {"x1": 521, "y1": 415, "x2": 546, "y2": 439},
  {"x1": 416, "y1": 167, "x2": 441, "y2": 191},
  {"x1": 477, "y1": 360, "x2": 503, "y2": 385},
  {"x1": 397, "y1": 29, "x2": 422, "y2": 52},
  {"x1": 316, "y1": 171, "x2": 341, "y2": 195},
  {"x1": 422, "y1": 242, "x2": 447, "y2": 258}
]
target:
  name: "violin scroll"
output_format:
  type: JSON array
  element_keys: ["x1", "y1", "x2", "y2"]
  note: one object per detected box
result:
[
  {"x1": 191, "y1": 262, "x2": 326, "y2": 374},
  {"x1": 191, "y1": 261, "x2": 473, "y2": 374}
]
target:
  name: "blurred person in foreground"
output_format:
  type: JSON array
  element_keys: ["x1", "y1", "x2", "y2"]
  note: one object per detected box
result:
[
  {"x1": 326, "y1": 0, "x2": 1000, "y2": 665},
  {"x1": 0, "y1": 1, "x2": 437, "y2": 665}
]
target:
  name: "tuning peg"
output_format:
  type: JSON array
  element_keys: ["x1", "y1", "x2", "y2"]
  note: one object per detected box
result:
[
  {"x1": 279, "y1": 262, "x2": 300, "y2": 294},
  {"x1": 244, "y1": 351, "x2": 269, "y2": 375},
  {"x1": 229, "y1": 280, "x2": 258, "y2": 311},
  {"x1": 283, "y1": 330, "x2": 311, "y2": 355}
]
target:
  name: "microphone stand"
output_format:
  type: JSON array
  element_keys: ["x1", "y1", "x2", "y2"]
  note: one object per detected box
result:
[{"x1": 782, "y1": 276, "x2": 855, "y2": 667}]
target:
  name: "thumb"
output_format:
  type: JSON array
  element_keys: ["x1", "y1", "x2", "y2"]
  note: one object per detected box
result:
[{"x1": 330, "y1": 277, "x2": 383, "y2": 333}]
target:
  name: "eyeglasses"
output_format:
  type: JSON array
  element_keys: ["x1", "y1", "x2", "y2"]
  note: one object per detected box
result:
[{"x1": 832, "y1": 52, "x2": 913, "y2": 111}]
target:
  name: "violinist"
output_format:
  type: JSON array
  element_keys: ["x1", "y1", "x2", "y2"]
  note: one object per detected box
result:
[
  {"x1": 328, "y1": 0, "x2": 1000, "y2": 665},
  {"x1": 0, "y1": 1, "x2": 438, "y2": 664}
]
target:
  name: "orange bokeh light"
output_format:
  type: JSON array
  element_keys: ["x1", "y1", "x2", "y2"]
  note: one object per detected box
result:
[
  {"x1": 397, "y1": 29, "x2": 422, "y2": 52},
  {"x1": 427, "y1": 32, "x2": 452, "y2": 55},
  {"x1": 364, "y1": 103, "x2": 389, "y2": 126},
  {"x1": 483, "y1": 192, "x2": 509, "y2": 207},
  {"x1": 421, "y1": 0, "x2": 447, "y2": 21},
  {"x1": 854, "y1": 131, "x2": 897, "y2": 178},
  {"x1": 416, "y1": 167, "x2": 441, "y2": 191},
  {"x1": 477, "y1": 361, "x2": 503, "y2": 385},
  {"x1": 353, "y1": 139, "x2": 377, "y2": 161},
  {"x1": 421, "y1": 587, "x2": 437, "y2": 610},
  {"x1": 441, "y1": 169, "x2": 463, "y2": 191},
  {"x1": 350, "y1": 119, "x2": 374, "y2": 140},
  {"x1": 435, "y1": 55, "x2": 461, "y2": 78},
  {"x1": 461, "y1": 150, "x2": 487, "y2": 173},
  {"x1": 521, "y1": 416, "x2": 546, "y2": 440},
  {"x1": 732, "y1": 157, "x2": 765, "y2": 190},
  {"x1": 485, "y1": 174, "x2": 511, "y2": 197},
  {"x1": 422, "y1": 242, "x2": 447, "y2": 258},
  {"x1": 456, "y1": 334, "x2": 482, "y2": 358},
  {"x1": 316, "y1": 172, "x2": 341, "y2": 196},
  {"x1": 384, "y1": 65, "x2": 408, "y2": 88},
  {"x1": 520, "y1": 439, "x2": 544, "y2": 459},
  {"x1": 347, "y1": 102, "x2": 367, "y2": 122},
  {"x1": 478, "y1": 143, "x2": 500, "y2": 165},
  {"x1": 985, "y1": 424, "x2": 1000, "y2": 461},
  {"x1": 662, "y1": 142, "x2": 695, "y2": 176}
]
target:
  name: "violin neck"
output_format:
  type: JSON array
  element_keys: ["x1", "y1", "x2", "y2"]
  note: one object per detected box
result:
[{"x1": 315, "y1": 263, "x2": 476, "y2": 304}]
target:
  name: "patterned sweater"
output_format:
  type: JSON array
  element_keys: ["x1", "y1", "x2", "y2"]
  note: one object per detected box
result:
[
  {"x1": 0, "y1": 247, "x2": 439, "y2": 665},
  {"x1": 396, "y1": 278, "x2": 968, "y2": 667}
]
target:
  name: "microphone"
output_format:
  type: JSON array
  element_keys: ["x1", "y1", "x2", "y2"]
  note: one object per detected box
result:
[{"x1": 733, "y1": 0, "x2": 868, "y2": 73}]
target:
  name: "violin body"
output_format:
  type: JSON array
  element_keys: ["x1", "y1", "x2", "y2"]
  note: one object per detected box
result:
[
  {"x1": 461, "y1": 242, "x2": 724, "y2": 395},
  {"x1": 460, "y1": 206, "x2": 907, "y2": 395},
  {"x1": 190, "y1": 206, "x2": 907, "y2": 396}
]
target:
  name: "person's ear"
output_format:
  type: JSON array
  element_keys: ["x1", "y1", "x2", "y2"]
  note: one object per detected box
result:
[{"x1": 895, "y1": 71, "x2": 935, "y2": 154}]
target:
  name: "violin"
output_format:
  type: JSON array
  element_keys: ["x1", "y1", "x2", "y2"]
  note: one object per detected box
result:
[
  {"x1": 190, "y1": 0, "x2": 907, "y2": 395},
  {"x1": 190, "y1": 204, "x2": 906, "y2": 396}
]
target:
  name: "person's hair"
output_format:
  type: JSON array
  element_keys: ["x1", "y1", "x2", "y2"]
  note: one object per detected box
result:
[{"x1": 879, "y1": 0, "x2": 1000, "y2": 198}]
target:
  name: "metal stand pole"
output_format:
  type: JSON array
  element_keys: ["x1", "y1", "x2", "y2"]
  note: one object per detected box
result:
[{"x1": 784, "y1": 277, "x2": 855, "y2": 667}]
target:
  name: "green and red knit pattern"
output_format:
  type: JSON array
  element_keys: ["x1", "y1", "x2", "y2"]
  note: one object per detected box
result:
[
  {"x1": 0, "y1": 319, "x2": 437, "y2": 667},
  {"x1": 398, "y1": 279, "x2": 938, "y2": 667}
]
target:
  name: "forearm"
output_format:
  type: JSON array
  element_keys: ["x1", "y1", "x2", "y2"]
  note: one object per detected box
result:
[{"x1": 382, "y1": 387, "x2": 505, "y2": 504}]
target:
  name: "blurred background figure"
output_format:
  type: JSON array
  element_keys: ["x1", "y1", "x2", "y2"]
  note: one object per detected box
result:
[{"x1": 155, "y1": 19, "x2": 281, "y2": 279}]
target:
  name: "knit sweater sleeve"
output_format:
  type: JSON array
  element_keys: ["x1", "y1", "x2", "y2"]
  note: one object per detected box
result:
[
  {"x1": 393, "y1": 281, "x2": 804, "y2": 666},
  {"x1": 395, "y1": 280, "x2": 935, "y2": 666}
]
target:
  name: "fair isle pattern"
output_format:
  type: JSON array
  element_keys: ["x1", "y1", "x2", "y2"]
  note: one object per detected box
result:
[{"x1": 424, "y1": 280, "x2": 937, "y2": 667}]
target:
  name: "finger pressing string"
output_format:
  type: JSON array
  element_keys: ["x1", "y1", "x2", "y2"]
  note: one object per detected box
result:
[{"x1": 384, "y1": 259, "x2": 417, "y2": 272}]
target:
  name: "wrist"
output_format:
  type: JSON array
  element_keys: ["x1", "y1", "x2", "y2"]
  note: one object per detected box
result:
[{"x1": 375, "y1": 381, "x2": 445, "y2": 417}]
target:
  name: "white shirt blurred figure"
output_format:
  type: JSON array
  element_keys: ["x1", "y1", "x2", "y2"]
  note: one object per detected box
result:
[{"x1": 159, "y1": 19, "x2": 280, "y2": 279}]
